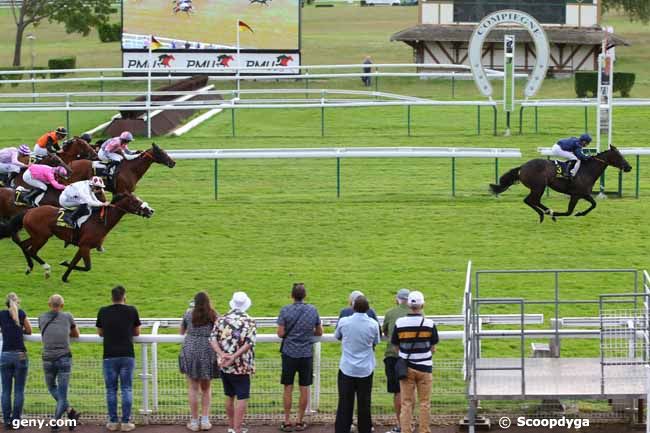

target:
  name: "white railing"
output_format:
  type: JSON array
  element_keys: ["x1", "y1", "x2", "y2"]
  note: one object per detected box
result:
[{"x1": 538, "y1": 147, "x2": 650, "y2": 156}]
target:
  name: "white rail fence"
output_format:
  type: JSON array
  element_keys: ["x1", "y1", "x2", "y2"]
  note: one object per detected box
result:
[{"x1": 2, "y1": 313, "x2": 633, "y2": 424}]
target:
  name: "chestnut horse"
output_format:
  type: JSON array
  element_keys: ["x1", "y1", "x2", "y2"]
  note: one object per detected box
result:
[
  {"x1": 58, "y1": 136, "x2": 99, "y2": 163},
  {"x1": 489, "y1": 146, "x2": 632, "y2": 222},
  {"x1": 0, "y1": 193, "x2": 154, "y2": 282},
  {"x1": 67, "y1": 143, "x2": 176, "y2": 192}
]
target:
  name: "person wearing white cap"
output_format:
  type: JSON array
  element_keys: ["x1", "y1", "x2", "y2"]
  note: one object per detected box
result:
[
  {"x1": 391, "y1": 291, "x2": 439, "y2": 433},
  {"x1": 382, "y1": 288, "x2": 410, "y2": 433},
  {"x1": 210, "y1": 292, "x2": 256, "y2": 433}
]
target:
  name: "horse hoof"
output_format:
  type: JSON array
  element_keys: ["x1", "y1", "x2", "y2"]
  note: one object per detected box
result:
[{"x1": 25, "y1": 267, "x2": 31, "y2": 275}]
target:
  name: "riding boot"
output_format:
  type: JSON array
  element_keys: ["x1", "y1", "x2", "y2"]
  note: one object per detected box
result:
[
  {"x1": 74, "y1": 204, "x2": 91, "y2": 227},
  {"x1": 23, "y1": 188, "x2": 44, "y2": 207},
  {"x1": 62, "y1": 208, "x2": 78, "y2": 227}
]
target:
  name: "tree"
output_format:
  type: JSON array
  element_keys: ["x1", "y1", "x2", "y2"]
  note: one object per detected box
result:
[
  {"x1": 10, "y1": 0, "x2": 115, "y2": 67},
  {"x1": 603, "y1": 0, "x2": 650, "y2": 23}
]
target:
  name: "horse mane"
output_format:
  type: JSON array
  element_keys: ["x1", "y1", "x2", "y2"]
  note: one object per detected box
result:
[{"x1": 111, "y1": 193, "x2": 129, "y2": 204}]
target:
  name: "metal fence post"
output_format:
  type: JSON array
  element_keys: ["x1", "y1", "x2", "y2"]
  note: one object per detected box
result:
[
  {"x1": 477, "y1": 106, "x2": 481, "y2": 135},
  {"x1": 65, "y1": 94, "x2": 70, "y2": 135},
  {"x1": 636, "y1": 155, "x2": 640, "y2": 198},
  {"x1": 214, "y1": 159, "x2": 219, "y2": 201},
  {"x1": 535, "y1": 106, "x2": 539, "y2": 134},
  {"x1": 492, "y1": 105, "x2": 497, "y2": 136},
  {"x1": 311, "y1": 341, "x2": 322, "y2": 413},
  {"x1": 519, "y1": 105, "x2": 525, "y2": 135},
  {"x1": 231, "y1": 109, "x2": 236, "y2": 138},
  {"x1": 584, "y1": 106, "x2": 589, "y2": 133},
  {"x1": 374, "y1": 66, "x2": 379, "y2": 94},
  {"x1": 407, "y1": 105, "x2": 411, "y2": 137},
  {"x1": 100, "y1": 72, "x2": 104, "y2": 102},
  {"x1": 151, "y1": 321, "x2": 160, "y2": 412},
  {"x1": 451, "y1": 157, "x2": 456, "y2": 197},
  {"x1": 451, "y1": 72, "x2": 455, "y2": 99},
  {"x1": 305, "y1": 68, "x2": 309, "y2": 99},
  {"x1": 494, "y1": 158, "x2": 499, "y2": 185},
  {"x1": 336, "y1": 157, "x2": 341, "y2": 198},
  {"x1": 139, "y1": 343, "x2": 151, "y2": 423}
]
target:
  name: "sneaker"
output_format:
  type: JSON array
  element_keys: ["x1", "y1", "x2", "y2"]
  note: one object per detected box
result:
[
  {"x1": 67, "y1": 408, "x2": 80, "y2": 431},
  {"x1": 388, "y1": 427, "x2": 401, "y2": 433},
  {"x1": 227, "y1": 429, "x2": 237, "y2": 433},
  {"x1": 120, "y1": 423, "x2": 135, "y2": 432},
  {"x1": 106, "y1": 423, "x2": 120, "y2": 432},
  {"x1": 199, "y1": 421, "x2": 212, "y2": 431},
  {"x1": 186, "y1": 422, "x2": 199, "y2": 432}
]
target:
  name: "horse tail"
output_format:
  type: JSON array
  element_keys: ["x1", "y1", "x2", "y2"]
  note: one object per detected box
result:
[
  {"x1": 489, "y1": 166, "x2": 521, "y2": 195},
  {"x1": 0, "y1": 212, "x2": 24, "y2": 240}
]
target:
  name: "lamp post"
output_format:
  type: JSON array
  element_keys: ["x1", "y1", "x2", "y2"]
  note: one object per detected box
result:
[{"x1": 26, "y1": 34, "x2": 36, "y2": 100}]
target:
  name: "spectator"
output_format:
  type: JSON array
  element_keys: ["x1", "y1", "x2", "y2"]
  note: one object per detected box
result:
[
  {"x1": 391, "y1": 291, "x2": 439, "y2": 433},
  {"x1": 38, "y1": 294, "x2": 81, "y2": 431},
  {"x1": 334, "y1": 296, "x2": 380, "y2": 433},
  {"x1": 276, "y1": 283, "x2": 323, "y2": 432},
  {"x1": 362, "y1": 56, "x2": 373, "y2": 87},
  {"x1": 96, "y1": 286, "x2": 141, "y2": 432},
  {"x1": 210, "y1": 292, "x2": 256, "y2": 433},
  {"x1": 338, "y1": 290, "x2": 379, "y2": 323},
  {"x1": 0, "y1": 293, "x2": 31, "y2": 429},
  {"x1": 382, "y1": 289, "x2": 410, "y2": 433},
  {"x1": 185, "y1": 41, "x2": 191, "y2": 49},
  {"x1": 180, "y1": 292, "x2": 218, "y2": 432}
]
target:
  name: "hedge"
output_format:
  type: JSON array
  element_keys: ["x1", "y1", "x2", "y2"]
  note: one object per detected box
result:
[
  {"x1": 575, "y1": 71, "x2": 636, "y2": 98},
  {"x1": 0, "y1": 66, "x2": 24, "y2": 87},
  {"x1": 48, "y1": 57, "x2": 76, "y2": 78},
  {"x1": 98, "y1": 23, "x2": 121, "y2": 43}
]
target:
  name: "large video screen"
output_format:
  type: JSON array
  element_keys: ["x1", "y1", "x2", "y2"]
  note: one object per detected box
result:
[
  {"x1": 122, "y1": 0, "x2": 300, "y2": 51},
  {"x1": 453, "y1": 0, "x2": 566, "y2": 24}
]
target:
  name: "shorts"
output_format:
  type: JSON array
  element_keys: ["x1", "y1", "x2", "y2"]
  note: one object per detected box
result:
[
  {"x1": 384, "y1": 357, "x2": 400, "y2": 394},
  {"x1": 281, "y1": 355, "x2": 313, "y2": 387},
  {"x1": 221, "y1": 372, "x2": 250, "y2": 400}
]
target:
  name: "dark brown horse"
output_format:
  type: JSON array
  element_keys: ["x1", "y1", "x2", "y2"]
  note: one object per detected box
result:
[
  {"x1": 489, "y1": 146, "x2": 632, "y2": 222},
  {"x1": 0, "y1": 193, "x2": 154, "y2": 282},
  {"x1": 59, "y1": 136, "x2": 99, "y2": 163},
  {"x1": 67, "y1": 143, "x2": 176, "y2": 192}
]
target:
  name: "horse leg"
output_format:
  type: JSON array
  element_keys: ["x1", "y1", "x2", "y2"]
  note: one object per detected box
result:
[
  {"x1": 23, "y1": 237, "x2": 51, "y2": 278},
  {"x1": 548, "y1": 195, "x2": 580, "y2": 219},
  {"x1": 575, "y1": 195, "x2": 597, "y2": 217},
  {"x1": 61, "y1": 247, "x2": 91, "y2": 283},
  {"x1": 18, "y1": 238, "x2": 34, "y2": 274},
  {"x1": 523, "y1": 189, "x2": 547, "y2": 223}
]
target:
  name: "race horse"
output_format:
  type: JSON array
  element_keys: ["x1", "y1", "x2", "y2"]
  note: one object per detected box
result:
[
  {"x1": 67, "y1": 143, "x2": 176, "y2": 193},
  {"x1": 0, "y1": 193, "x2": 154, "y2": 282},
  {"x1": 489, "y1": 146, "x2": 632, "y2": 222},
  {"x1": 58, "y1": 137, "x2": 98, "y2": 163}
]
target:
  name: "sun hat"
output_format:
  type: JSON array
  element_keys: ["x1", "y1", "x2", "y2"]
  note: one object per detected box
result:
[{"x1": 229, "y1": 291, "x2": 252, "y2": 313}]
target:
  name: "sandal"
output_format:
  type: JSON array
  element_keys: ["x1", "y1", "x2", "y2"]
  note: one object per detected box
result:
[
  {"x1": 279, "y1": 422, "x2": 294, "y2": 432},
  {"x1": 295, "y1": 422, "x2": 308, "y2": 431}
]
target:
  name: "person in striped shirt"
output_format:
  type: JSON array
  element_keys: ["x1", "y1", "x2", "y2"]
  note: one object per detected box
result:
[{"x1": 391, "y1": 291, "x2": 439, "y2": 433}]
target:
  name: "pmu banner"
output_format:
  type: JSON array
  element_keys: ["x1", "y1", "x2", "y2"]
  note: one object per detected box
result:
[{"x1": 123, "y1": 51, "x2": 300, "y2": 74}]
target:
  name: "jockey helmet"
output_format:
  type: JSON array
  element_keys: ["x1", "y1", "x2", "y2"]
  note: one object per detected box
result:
[
  {"x1": 55, "y1": 166, "x2": 68, "y2": 177},
  {"x1": 55, "y1": 127, "x2": 68, "y2": 137},
  {"x1": 120, "y1": 131, "x2": 134, "y2": 142},
  {"x1": 80, "y1": 133, "x2": 92, "y2": 143},
  {"x1": 90, "y1": 176, "x2": 105, "y2": 188},
  {"x1": 18, "y1": 145, "x2": 30, "y2": 156},
  {"x1": 579, "y1": 133, "x2": 592, "y2": 144}
]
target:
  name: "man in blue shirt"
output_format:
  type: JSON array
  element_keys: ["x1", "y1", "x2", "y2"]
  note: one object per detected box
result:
[
  {"x1": 334, "y1": 296, "x2": 381, "y2": 433},
  {"x1": 277, "y1": 283, "x2": 323, "y2": 432},
  {"x1": 551, "y1": 133, "x2": 592, "y2": 178}
]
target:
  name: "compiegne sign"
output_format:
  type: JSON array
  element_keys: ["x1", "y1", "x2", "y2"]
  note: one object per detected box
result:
[{"x1": 469, "y1": 10, "x2": 550, "y2": 99}]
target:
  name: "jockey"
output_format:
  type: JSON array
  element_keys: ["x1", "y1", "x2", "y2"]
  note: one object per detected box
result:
[
  {"x1": 0, "y1": 145, "x2": 30, "y2": 186},
  {"x1": 21, "y1": 164, "x2": 68, "y2": 206},
  {"x1": 98, "y1": 131, "x2": 139, "y2": 167},
  {"x1": 34, "y1": 127, "x2": 68, "y2": 159},
  {"x1": 551, "y1": 133, "x2": 592, "y2": 178},
  {"x1": 59, "y1": 176, "x2": 110, "y2": 227}
]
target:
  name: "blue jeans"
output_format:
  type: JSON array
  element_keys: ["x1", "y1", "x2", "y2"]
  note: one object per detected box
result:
[
  {"x1": 103, "y1": 357, "x2": 135, "y2": 423},
  {"x1": 0, "y1": 351, "x2": 29, "y2": 425},
  {"x1": 43, "y1": 356, "x2": 72, "y2": 420}
]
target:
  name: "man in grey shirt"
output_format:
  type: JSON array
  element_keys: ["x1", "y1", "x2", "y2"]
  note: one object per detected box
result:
[{"x1": 38, "y1": 294, "x2": 80, "y2": 430}]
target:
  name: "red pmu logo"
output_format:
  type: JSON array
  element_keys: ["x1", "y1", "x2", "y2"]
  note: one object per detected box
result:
[
  {"x1": 218, "y1": 55, "x2": 234, "y2": 67},
  {"x1": 158, "y1": 54, "x2": 176, "y2": 67},
  {"x1": 276, "y1": 55, "x2": 293, "y2": 67}
]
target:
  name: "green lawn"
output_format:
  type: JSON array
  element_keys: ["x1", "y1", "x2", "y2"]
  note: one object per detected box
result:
[{"x1": 1, "y1": 3, "x2": 650, "y2": 421}]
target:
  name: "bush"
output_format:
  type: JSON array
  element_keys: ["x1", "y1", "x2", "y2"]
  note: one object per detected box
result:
[
  {"x1": 98, "y1": 23, "x2": 121, "y2": 43},
  {"x1": 0, "y1": 66, "x2": 25, "y2": 87},
  {"x1": 32, "y1": 66, "x2": 48, "y2": 79},
  {"x1": 574, "y1": 71, "x2": 636, "y2": 98},
  {"x1": 48, "y1": 57, "x2": 76, "y2": 78}
]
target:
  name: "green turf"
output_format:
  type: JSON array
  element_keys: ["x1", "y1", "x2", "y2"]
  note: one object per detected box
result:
[{"x1": 1, "y1": 3, "x2": 650, "y2": 419}]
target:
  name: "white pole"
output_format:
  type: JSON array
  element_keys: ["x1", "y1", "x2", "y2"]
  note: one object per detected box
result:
[
  {"x1": 147, "y1": 36, "x2": 153, "y2": 139},
  {"x1": 236, "y1": 19, "x2": 241, "y2": 98}
]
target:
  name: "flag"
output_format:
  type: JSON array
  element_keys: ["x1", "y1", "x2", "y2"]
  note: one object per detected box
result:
[
  {"x1": 238, "y1": 20, "x2": 254, "y2": 33},
  {"x1": 150, "y1": 36, "x2": 162, "y2": 50}
]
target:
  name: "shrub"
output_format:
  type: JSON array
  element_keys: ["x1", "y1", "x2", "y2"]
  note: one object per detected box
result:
[
  {"x1": 574, "y1": 71, "x2": 636, "y2": 98},
  {"x1": 48, "y1": 57, "x2": 76, "y2": 78},
  {"x1": 98, "y1": 23, "x2": 121, "y2": 43},
  {"x1": 0, "y1": 66, "x2": 25, "y2": 87}
]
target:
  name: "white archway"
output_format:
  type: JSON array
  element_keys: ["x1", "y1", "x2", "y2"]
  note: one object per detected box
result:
[{"x1": 468, "y1": 10, "x2": 550, "y2": 99}]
